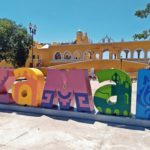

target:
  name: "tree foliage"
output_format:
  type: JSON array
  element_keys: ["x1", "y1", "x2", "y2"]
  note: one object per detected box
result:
[
  {"x1": 133, "y1": 3, "x2": 150, "y2": 40},
  {"x1": 0, "y1": 18, "x2": 32, "y2": 67}
]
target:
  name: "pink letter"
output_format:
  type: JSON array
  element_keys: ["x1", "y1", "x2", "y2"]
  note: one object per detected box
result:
[
  {"x1": 41, "y1": 69, "x2": 94, "y2": 112},
  {"x1": 0, "y1": 68, "x2": 15, "y2": 103}
]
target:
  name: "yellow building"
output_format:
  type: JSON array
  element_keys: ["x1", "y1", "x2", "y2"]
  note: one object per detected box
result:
[{"x1": 26, "y1": 30, "x2": 150, "y2": 68}]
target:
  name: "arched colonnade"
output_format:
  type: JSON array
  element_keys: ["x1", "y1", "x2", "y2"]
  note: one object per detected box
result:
[{"x1": 53, "y1": 48, "x2": 150, "y2": 61}]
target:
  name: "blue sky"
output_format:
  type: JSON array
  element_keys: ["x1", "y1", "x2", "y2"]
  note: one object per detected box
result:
[{"x1": 0, "y1": 0, "x2": 149, "y2": 43}]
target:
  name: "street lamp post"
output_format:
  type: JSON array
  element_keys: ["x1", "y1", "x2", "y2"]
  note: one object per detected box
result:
[
  {"x1": 29, "y1": 23, "x2": 37, "y2": 67},
  {"x1": 120, "y1": 56, "x2": 123, "y2": 70}
]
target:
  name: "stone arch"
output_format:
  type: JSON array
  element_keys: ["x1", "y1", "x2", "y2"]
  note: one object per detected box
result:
[
  {"x1": 126, "y1": 50, "x2": 131, "y2": 59},
  {"x1": 120, "y1": 51, "x2": 126, "y2": 59},
  {"x1": 53, "y1": 51, "x2": 62, "y2": 60},
  {"x1": 133, "y1": 50, "x2": 138, "y2": 59},
  {"x1": 112, "y1": 53, "x2": 117, "y2": 60},
  {"x1": 133, "y1": 48, "x2": 145, "y2": 59},
  {"x1": 73, "y1": 50, "x2": 82, "y2": 60},
  {"x1": 83, "y1": 50, "x2": 93, "y2": 60},
  {"x1": 63, "y1": 51, "x2": 72, "y2": 59},
  {"x1": 95, "y1": 52, "x2": 100, "y2": 60},
  {"x1": 120, "y1": 49, "x2": 131, "y2": 59},
  {"x1": 102, "y1": 49, "x2": 109, "y2": 60},
  {"x1": 140, "y1": 50, "x2": 145, "y2": 59},
  {"x1": 147, "y1": 50, "x2": 150, "y2": 58}
]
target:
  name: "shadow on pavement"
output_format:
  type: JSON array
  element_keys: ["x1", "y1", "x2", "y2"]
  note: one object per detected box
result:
[
  {"x1": 107, "y1": 122, "x2": 150, "y2": 131},
  {"x1": 0, "y1": 109, "x2": 149, "y2": 131}
]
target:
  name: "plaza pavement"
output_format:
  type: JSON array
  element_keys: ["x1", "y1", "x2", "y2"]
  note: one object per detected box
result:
[{"x1": 0, "y1": 81, "x2": 149, "y2": 150}]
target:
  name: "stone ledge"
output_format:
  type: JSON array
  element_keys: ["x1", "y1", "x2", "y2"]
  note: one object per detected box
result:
[{"x1": 0, "y1": 104, "x2": 149, "y2": 128}]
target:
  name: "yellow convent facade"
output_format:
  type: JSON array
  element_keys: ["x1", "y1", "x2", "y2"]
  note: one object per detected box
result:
[{"x1": 26, "y1": 31, "x2": 150, "y2": 69}]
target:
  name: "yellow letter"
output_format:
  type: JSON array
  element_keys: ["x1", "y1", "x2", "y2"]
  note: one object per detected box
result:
[{"x1": 12, "y1": 68, "x2": 45, "y2": 107}]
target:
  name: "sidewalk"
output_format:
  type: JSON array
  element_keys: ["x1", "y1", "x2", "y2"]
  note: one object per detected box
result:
[{"x1": 0, "y1": 111, "x2": 149, "y2": 150}]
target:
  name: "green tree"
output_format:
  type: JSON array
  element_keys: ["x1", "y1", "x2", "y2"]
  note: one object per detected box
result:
[
  {"x1": 133, "y1": 3, "x2": 150, "y2": 40},
  {"x1": 0, "y1": 18, "x2": 32, "y2": 67}
]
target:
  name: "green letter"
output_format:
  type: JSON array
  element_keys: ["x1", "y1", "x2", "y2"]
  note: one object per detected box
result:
[{"x1": 94, "y1": 69, "x2": 131, "y2": 116}]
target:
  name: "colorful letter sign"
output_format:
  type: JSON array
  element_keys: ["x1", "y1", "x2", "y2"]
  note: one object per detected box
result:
[
  {"x1": 41, "y1": 69, "x2": 94, "y2": 112},
  {"x1": 1, "y1": 67, "x2": 150, "y2": 121},
  {"x1": 0, "y1": 68, "x2": 15, "y2": 103},
  {"x1": 136, "y1": 69, "x2": 150, "y2": 119},
  {"x1": 12, "y1": 68, "x2": 45, "y2": 106},
  {"x1": 94, "y1": 69, "x2": 131, "y2": 116}
]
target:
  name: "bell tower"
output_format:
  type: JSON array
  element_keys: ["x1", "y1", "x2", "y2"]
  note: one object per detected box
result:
[
  {"x1": 76, "y1": 30, "x2": 90, "y2": 44},
  {"x1": 76, "y1": 30, "x2": 83, "y2": 44}
]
